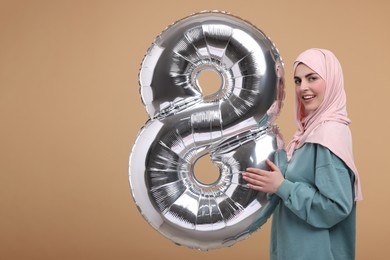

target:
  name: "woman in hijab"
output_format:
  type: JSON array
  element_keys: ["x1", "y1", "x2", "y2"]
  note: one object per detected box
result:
[{"x1": 243, "y1": 48, "x2": 362, "y2": 260}]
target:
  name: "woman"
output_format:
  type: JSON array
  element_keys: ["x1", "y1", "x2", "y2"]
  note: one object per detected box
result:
[{"x1": 243, "y1": 48, "x2": 362, "y2": 260}]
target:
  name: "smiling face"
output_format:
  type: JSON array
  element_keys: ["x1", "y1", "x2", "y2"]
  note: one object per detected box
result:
[{"x1": 294, "y1": 63, "x2": 326, "y2": 116}]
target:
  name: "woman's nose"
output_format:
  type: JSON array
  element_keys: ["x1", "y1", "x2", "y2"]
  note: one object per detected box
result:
[{"x1": 299, "y1": 80, "x2": 309, "y2": 91}]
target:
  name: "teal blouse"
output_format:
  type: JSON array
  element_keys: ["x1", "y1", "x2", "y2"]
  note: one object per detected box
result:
[{"x1": 271, "y1": 143, "x2": 356, "y2": 260}]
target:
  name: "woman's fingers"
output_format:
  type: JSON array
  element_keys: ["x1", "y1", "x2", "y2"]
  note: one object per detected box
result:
[
  {"x1": 265, "y1": 159, "x2": 280, "y2": 172},
  {"x1": 243, "y1": 160, "x2": 284, "y2": 193},
  {"x1": 245, "y1": 167, "x2": 265, "y2": 174},
  {"x1": 247, "y1": 159, "x2": 280, "y2": 173},
  {"x1": 243, "y1": 172, "x2": 266, "y2": 182}
]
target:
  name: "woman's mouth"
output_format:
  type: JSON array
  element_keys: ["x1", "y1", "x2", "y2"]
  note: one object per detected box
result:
[{"x1": 302, "y1": 95, "x2": 315, "y2": 101}]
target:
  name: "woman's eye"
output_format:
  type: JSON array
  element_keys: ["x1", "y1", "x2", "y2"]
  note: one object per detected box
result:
[
  {"x1": 309, "y1": 76, "x2": 318, "y2": 81},
  {"x1": 294, "y1": 78, "x2": 301, "y2": 85}
]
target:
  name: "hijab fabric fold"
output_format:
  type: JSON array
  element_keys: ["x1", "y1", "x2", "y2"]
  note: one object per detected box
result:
[{"x1": 285, "y1": 48, "x2": 362, "y2": 201}]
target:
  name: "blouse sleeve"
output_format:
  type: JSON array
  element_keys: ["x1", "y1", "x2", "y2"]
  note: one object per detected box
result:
[{"x1": 275, "y1": 145, "x2": 355, "y2": 228}]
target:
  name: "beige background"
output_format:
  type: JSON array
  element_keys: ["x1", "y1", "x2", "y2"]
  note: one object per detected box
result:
[{"x1": 1, "y1": 0, "x2": 389, "y2": 259}]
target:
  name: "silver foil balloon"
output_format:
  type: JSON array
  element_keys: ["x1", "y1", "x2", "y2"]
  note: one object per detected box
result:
[{"x1": 129, "y1": 11, "x2": 285, "y2": 250}]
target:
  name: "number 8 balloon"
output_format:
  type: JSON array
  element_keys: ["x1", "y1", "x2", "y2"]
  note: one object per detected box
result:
[{"x1": 129, "y1": 11, "x2": 285, "y2": 250}]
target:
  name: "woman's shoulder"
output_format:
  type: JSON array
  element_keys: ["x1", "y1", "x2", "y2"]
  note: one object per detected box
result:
[
  {"x1": 306, "y1": 121, "x2": 353, "y2": 149},
  {"x1": 299, "y1": 143, "x2": 348, "y2": 171},
  {"x1": 309, "y1": 121, "x2": 351, "y2": 139}
]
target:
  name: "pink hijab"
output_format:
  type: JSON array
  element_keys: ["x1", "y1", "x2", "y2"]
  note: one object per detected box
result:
[{"x1": 285, "y1": 48, "x2": 362, "y2": 201}]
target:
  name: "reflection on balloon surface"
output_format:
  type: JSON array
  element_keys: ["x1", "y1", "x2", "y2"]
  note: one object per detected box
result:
[{"x1": 129, "y1": 10, "x2": 285, "y2": 250}]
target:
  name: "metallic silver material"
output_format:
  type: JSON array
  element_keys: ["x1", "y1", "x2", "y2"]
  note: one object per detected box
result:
[{"x1": 129, "y1": 11, "x2": 285, "y2": 250}]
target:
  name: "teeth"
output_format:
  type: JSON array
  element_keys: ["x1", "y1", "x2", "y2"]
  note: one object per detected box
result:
[{"x1": 303, "y1": 95, "x2": 315, "y2": 100}]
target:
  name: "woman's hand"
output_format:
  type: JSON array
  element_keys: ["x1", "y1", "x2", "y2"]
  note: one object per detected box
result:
[{"x1": 242, "y1": 159, "x2": 285, "y2": 193}]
